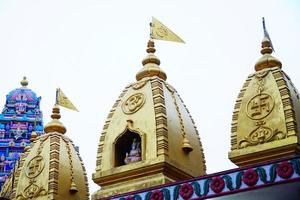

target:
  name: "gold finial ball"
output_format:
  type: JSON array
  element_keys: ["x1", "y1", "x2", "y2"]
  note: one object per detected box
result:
[{"x1": 20, "y1": 76, "x2": 28, "y2": 87}]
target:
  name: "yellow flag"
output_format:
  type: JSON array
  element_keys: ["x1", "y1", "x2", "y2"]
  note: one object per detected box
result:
[
  {"x1": 56, "y1": 88, "x2": 78, "y2": 112},
  {"x1": 150, "y1": 17, "x2": 185, "y2": 43}
]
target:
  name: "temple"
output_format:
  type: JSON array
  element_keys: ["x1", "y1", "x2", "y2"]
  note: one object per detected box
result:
[
  {"x1": 0, "y1": 18, "x2": 300, "y2": 200},
  {"x1": 92, "y1": 39, "x2": 206, "y2": 199},
  {"x1": 0, "y1": 77, "x2": 43, "y2": 188},
  {"x1": 0, "y1": 105, "x2": 89, "y2": 199},
  {"x1": 91, "y1": 19, "x2": 300, "y2": 199}
]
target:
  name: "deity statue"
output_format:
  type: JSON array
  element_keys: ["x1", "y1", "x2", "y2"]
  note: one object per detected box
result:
[{"x1": 124, "y1": 138, "x2": 141, "y2": 164}]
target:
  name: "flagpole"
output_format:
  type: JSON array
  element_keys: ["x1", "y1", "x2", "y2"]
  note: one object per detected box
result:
[
  {"x1": 55, "y1": 88, "x2": 59, "y2": 106},
  {"x1": 149, "y1": 19, "x2": 153, "y2": 40}
]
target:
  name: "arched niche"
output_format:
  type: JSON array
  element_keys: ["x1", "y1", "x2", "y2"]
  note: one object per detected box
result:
[{"x1": 114, "y1": 120, "x2": 145, "y2": 167}]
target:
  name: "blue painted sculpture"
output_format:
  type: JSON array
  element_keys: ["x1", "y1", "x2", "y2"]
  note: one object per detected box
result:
[{"x1": 0, "y1": 77, "x2": 43, "y2": 188}]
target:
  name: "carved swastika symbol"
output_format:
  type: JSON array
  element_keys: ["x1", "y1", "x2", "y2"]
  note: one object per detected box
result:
[
  {"x1": 246, "y1": 93, "x2": 274, "y2": 120},
  {"x1": 26, "y1": 155, "x2": 45, "y2": 178}
]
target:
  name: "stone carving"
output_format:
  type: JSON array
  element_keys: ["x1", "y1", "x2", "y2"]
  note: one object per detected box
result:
[
  {"x1": 124, "y1": 138, "x2": 141, "y2": 164},
  {"x1": 16, "y1": 183, "x2": 46, "y2": 200},
  {"x1": 25, "y1": 155, "x2": 45, "y2": 178},
  {"x1": 239, "y1": 121, "x2": 284, "y2": 148},
  {"x1": 133, "y1": 79, "x2": 149, "y2": 90},
  {"x1": 255, "y1": 69, "x2": 269, "y2": 79},
  {"x1": 122, "y1": 93, "x2": 145, "y2": 114},
  {"x1": 246, "y1": 93, "x2": 274, "y2": 120},
  {"x1": 239, "y1": 71, "x2": 283, "y2": 148}
]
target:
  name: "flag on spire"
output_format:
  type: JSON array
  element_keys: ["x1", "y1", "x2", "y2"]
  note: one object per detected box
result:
[
  {"x1": 262, "y1": 17, "x2": 275, "y2": 52},
  {"x1": 56, "y1": 88, "x2": 78, "y2": 112},
  {"x1": 150, "y1": 17, "x2": 185, "y2": 43}
]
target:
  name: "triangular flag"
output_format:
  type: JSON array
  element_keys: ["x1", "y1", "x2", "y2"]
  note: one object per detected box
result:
[
  {"x1": 150, "y1": 17, "x2": 185, "y2": 43},
  {"x1": 56, "y1": 88, "x2": 78, "y2": 112}
]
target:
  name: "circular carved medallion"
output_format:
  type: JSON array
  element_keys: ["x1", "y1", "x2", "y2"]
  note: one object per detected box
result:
[
  {"x1": 246, "y1": 93, "x2": 274, "y2": 120},
  {"x1": 122, "y1": 93, "x2": 145, "y2": 114},
  {"x1": 132, "y1": 80, "x2": 148, "y2": 90},
  {"x1": 26, "y1": 155, "x2": 45, "y2": 178}
]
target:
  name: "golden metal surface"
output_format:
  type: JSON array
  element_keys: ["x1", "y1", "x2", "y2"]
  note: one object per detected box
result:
[
  {"x1": 229, "y1": 26, "x2": 300, "y2": 166},
  {"x1": 93, "y1": 41, "x2": 206, "y2": 198},
  {"x1": 44, "y1": 105, "x2": 66, "y2": 134},
  {"x1": 1, "y1": 106, "x2": 90, "y2": 199},
  {"x1": 136, "y1": 40, "x2": 167, "y2": 81},
  {"x1": 254, "y1": 31, "x2": 282, "y2": 71},
  {"x1": 229, "y1": 34, "x2": 300, "y2": 167}
]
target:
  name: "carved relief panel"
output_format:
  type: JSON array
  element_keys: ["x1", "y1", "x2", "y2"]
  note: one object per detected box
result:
[{"x1": 236, "y1": 69, "x2": 287, "y2": 149}]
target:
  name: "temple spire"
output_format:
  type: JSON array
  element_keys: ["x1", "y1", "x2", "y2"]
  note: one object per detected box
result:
[
  {"x1": 254, "y1": 18, "x2": 282, "y2": 71},
  {"x1": 262, "y1": 17, "x2": 275, "y2": 52},
  {"x1": 44, "y1": 105, "x2": 66, "y2": 134},
  {"x1": 136, "y1": 40, "x2": 167, "y2": 81}
]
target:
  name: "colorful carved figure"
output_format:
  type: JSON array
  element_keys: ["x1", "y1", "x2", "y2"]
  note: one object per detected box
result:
[
  {"x1": 0, "y1": 77, "x2": 43, "y2": 189},
  {"x1": 124, "y1": 138, "x2": 141, "y2": 164}
]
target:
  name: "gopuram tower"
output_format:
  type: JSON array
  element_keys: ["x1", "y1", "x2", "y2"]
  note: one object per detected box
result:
[
  {"x1": 229, "y1": 19, "x2": 300, "y2": 166},
  {"x1": 92, "y1": 40, "x2": 206, "y2": 199},
  {"x1": 0, "y1": 77, "x2": 43, "y2": 188}
]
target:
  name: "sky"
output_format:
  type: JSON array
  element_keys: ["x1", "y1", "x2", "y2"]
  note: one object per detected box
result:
[{"x1": 0, "y1": 0, "x2": 300, "y2": 196}]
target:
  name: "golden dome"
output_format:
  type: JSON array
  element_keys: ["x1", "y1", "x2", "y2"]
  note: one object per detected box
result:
[
  {"x1": 7, "y1": 106, "x2": 89, "y2": 199},
  {"x1": 229, "y1": 20, "x2": 300, "y2": 167},
  {"x1": 93, "y1": 40, "x2": 206, "y2": 199}
]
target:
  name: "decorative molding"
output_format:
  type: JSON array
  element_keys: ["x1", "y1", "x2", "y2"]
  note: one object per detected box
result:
[
  {"x1": 132, "y1": 79, "x2": 149, "y2": 90},
  {"x1": 150, "y1": 78, "x2": 168, "y2": 157},
  {"x1": 275, "y1": 69, "x2": 299, "y2": 137},
  {"x1": 96, "y1": 85, "x2": 130, "y2": 171},
  {"x1": 69, "y1": 138, "x2": 90, "y2": 199},
  {"x1": 107, "y1": 157, "x2": 300, "y2": 200},
  {"x1": 231, "y1": 75, "x2": 253, "y2": 150},
  {"x1": 48, "y1": 134, "x2": 60, "y2": 196},
  {"x1": 239, "y1": 121, "x2": 284, "y2": 148},
  {"x1": 231, "y1": 67, "x2": 299, "y2": 151},
  {"x1": 16, "y1": 183, "x2": 46, "y2": 200}
]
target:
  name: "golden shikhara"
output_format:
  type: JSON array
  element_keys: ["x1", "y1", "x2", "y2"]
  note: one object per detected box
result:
[
  {"x1": 229, "y1": 23, "x2": 300, "y2": 166},
  {"x1": 1, "y1": 106, "x2": 89, "y2": 200},
  {"x1": 92, "y1": 40, "x2": 206, "y2": 199}
]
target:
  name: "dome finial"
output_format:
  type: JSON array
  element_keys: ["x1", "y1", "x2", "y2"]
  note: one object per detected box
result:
[
  {"x1": 20, "y1": 76, "x2": 28, "y2": 87},
  {"x1": 255, "y1": 17, "x2": 282, "y2": 71},
  {"x1": 44, "y1": 105, "x2": 66, "y2": 134},
  {"x1": 136, "y1": 40, "x2": 167, "y2": 81}
]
